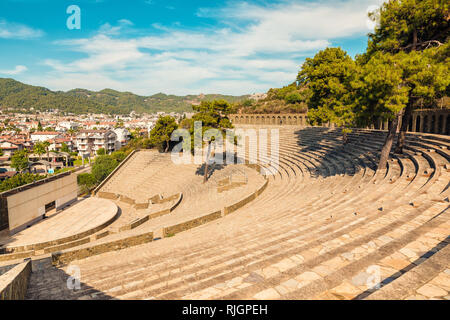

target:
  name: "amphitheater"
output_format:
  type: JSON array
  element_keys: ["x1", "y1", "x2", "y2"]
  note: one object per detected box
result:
[{"x1": 1, "y1": 117, "x2": 449, "y2": 300}]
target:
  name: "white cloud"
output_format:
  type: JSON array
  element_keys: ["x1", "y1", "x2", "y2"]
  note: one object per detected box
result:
[
  {"x1": 98, "y1": 19, "x2": 135, "y2": 36},
  {"x1": 0, "y1": 65, "x2": 28, "y2": 75},
  {"x1": 0, "y1": 19, "x2": 44, "y2": 39},
  {"x1": 35, "y1": 0, "x2": 385, "y2": 95}
]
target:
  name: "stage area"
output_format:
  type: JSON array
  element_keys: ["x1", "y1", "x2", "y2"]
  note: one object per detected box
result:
[{"x1": 0, "y1": 197, "x2": 118, "y2": 251}]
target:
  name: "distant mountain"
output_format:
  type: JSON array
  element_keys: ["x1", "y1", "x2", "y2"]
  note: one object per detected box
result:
[{"x1": 0, "y1": 78, "x2": 250, "y2": 115}]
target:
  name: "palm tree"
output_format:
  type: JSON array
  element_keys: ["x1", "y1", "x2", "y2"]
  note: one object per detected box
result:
[
  {"x1": 43, "y1": 141, "x2": 50, "y2": 161},
  {"x1": 33, "y1": 142, "x2": 45, "y2": 160}
]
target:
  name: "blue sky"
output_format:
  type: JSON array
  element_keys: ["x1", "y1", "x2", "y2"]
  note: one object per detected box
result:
[{"x1": 0, "y1": 0, "x2": 384, "y2": 96}]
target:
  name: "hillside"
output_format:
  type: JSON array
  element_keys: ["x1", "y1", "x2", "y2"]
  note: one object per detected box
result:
[
  {"x1": 232, "y1": 82, "x2": 309, "y2": 114},
  {"x1": 0, "y1": 78, "x2": 249, "y2": 115}
]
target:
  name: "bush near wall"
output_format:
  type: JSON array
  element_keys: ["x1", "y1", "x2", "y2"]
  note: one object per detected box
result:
[{"x1": 0, "y1": 173, "x2": 45, "y2": 193}]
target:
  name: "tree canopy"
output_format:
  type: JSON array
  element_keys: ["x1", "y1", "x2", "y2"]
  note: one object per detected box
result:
[
  {"x1": 298, "y1": 47, "x2": 359, "y2": 132},
  {"x1": 91, "y1": 155, "x2": 119, "y2": 183},
  {"x1": 188, "y1": 100, "x2": 234, "y2": 151},
  {"x1": 295, "y1": 0, "x2": 449, "y2": 168},
  {"x1": 33, "y1": 142, "x2": 46, "y2": 159},
  {"x1": 11, "y1": 150, "x2": 29, "y2": 172},
  {"x1": 366, "y1": 0, "x2": 449, "y2": 56},
  {"x1": 149, "y1": 116, "x2": 179, "y2": 152},
  {"x1": 0, "y1": 173, "x2": 45, "y2": 192},
  {"x1": 96, "y1": 148, "x2": 106, "y2": 156}
]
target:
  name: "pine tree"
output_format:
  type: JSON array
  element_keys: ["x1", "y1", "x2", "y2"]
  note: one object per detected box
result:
[
  {"x1": 355, "y1": 50, "x2": 449, "y2": 169},
  {"x1": 297, "y1": 47, "x2": 359, "y2": 143},
  {"x1": 149, "y1": 116, "x2": 178, "y2": 153},
  {"x1": 364, "y1": 0, "x2": 449, "y2": 152}
]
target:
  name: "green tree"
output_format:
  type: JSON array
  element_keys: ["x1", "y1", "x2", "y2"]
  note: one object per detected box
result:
[
  {"x1": 37, "y1": 121, "x2": 43, "y2": 131},
  {"x1": 179, "y1": 118, "x2": 193, "y2": 130},
  {"x1": 111, "y1": 150, "x2": 127, "y2": 163},
  {"x1": 0, "y1": 173, "x2": 45, "y2": 192},
  {"x1": 298, "y1": 47, "x2": 359, "y2": 143},
  {"x1": 353, "y1": 49, "x2": 449, "y2": 169},
  {"x1": 284, "y1": 92, "x2": 303, "y2": 104},
  {"x1": 364, "y1": 0, "x2": 450, "y2": 153},
  {"x1": 96, "y1": 147, "x2": 106, "y2": 156},
  {"x1": 149, "y1": 116, "x2": 178, "y2": 152},
  {"x1": 11, "y1": 150, "x2": 29, "y2": 172},
  {"x1": 366, "y1": 0, "x2": 449, "y2": 56},
  {"x1": 42, "y1": 141, "x2": 50, "y2": 161},
  {"x1": 91, "y1": 155, "x2": 119, "y2": 183},
  {"x1": 393, "y1": 49, "x2": 449, "y2": 152},
  {"x1": 77, "y1": 173, "x2": 97, "y2": 194},
  {"x1": 33, "y1": 142, "x2": 46, "y2": 160},
  {"x1": 354, "y1": 52, "x2": 408, "y2": 170},
  {"x1": 188, "y1": 99, "x2": 234, "y2": 182},
  {"x1": 61, "y1": 142, "x2": 70, "y2": 153}
]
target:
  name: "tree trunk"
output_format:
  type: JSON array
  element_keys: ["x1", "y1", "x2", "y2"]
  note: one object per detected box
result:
[
  {"x1": 342, "y1": 131, "x2": 349, "y2": 145},
  {"x1": 378, "y1": 112, "x2": 401, "y2": 171},
  {"x1": 412, "y1": 29, "x2": 418, "y2": 51},
  {"x1": 203, "y1": 141, "x2": 212, "y2": 183},
  {"x1": 164, "y1": 139, "x2": 170, "y2": 153},
  {"x1": 395, "y1": 102, "x2": 412, "y2": 154}
]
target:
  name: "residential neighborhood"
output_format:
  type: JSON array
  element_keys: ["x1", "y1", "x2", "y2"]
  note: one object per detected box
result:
[{"x1": 0, "y1": 110, "x2": 190, "y2": 177}]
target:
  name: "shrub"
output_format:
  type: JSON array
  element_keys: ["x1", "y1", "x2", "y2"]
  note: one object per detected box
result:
[
  {"x1": 285, "y1": 92, "x2": 303, "y2": 104},
  {"x1": 111, "y1": 151, "x2": 127, "y2": 163},
  {"x1": 0, "y1": 173, "x2": 45, "y2": 192},
  {"x1": 77, "y1": 173, "x2": 97, "y2": 193},
  {"x1": 91, "y1": 155, "x2": 119, "y2": 183},
  {"x1": 96, "y1": 148, "x2": 106, "y2": 156}
]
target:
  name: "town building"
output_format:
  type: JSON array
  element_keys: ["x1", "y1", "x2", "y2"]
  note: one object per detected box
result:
[
  {"x1": 76, "y1": 130, "x2": 117, "y2": 156},
  {"x1": 30, "y1": 131, "x2": 62, "y2": 142},
  {"x1": 112, "y1": 128, "x2": 131, "y2": 150}
]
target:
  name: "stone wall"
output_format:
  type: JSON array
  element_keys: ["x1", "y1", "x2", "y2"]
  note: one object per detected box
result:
[
  {"x1": 224, "y1": 179, "x2": 269, "y2": 215},
  {"x1": 229, "y1": 113, "x2": 307, "y2": 126},
  {"x1": 0, "y1": 251, "x2": 33, "y2": 262},
  {"x1": 406, "y1": 109, "x2": 449, "y2": 135},
  {"x1": 52, "y1": 231, "x2": 154, "y2": 267},
  {"x1": 97, "y1": 191, "x2": 119, "y2": 200},
  {"x1": 163, "y1": 211, "x2": 222, "y2": 237},
  {"x1": 0, "y1": 260, "x2": 32, "y2": 300},
  {"x1": 0, "y1": 197, "x2": 8, "y2": 232},
  {"x1": 0, "y1": 172, "x2": 78, "y2": 234},
  {"x1": 229, "y1": 109, "x2": 450, "y2": 135}
]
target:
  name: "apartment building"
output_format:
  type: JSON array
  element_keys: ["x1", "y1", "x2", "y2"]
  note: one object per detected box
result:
[
  {"x1": 76, "y1": 130, "x2": 117, "y2": 156},
  {"x1": 112, "y1": 128, "x2": 131, "y2": 149}
]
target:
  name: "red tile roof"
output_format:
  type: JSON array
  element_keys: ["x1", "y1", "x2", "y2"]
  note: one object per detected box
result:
[{"x1": 31, "y1": 131, "x2": 60, "y2": 135}]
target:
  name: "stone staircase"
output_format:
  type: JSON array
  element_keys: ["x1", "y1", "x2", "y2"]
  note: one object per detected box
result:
[{"x1": 23, "y1": 127, "x2": 449, "y2": 300}]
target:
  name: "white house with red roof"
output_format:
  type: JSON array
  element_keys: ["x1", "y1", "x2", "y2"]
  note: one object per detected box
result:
[{"x1": 30, "y1": 131, "x2": 62, "y2": 142}]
